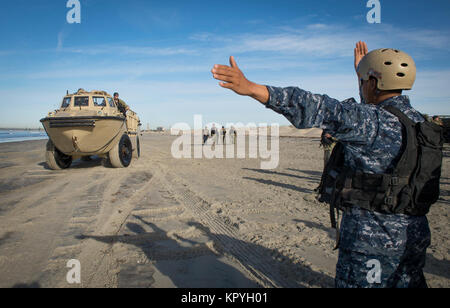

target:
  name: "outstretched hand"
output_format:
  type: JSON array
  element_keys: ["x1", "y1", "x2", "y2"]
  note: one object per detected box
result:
[
  {"x1": 212, "y1": 56, "x2": 270, "y2": 104},
  {"x1": 354, "y1": 41, "x2": 368, "y2": 73},
  {"x1": 211, "y1": 56, "x2": 253, "y2": 96}
]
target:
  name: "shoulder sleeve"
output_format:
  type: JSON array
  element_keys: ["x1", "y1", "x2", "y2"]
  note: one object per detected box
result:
[
  {"x1": 265, "y1": 86, "x2": 381, "y2": 145},
  {"x1": 119, "y1": 99, "x2": 129, "y2": 108}
]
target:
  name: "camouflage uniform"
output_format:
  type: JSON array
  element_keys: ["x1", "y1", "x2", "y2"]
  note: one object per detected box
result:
[
  {"x1": 265, "y1": 86, "x2": 430, "y2": 288},
  {"x1": 433, "y1": 118, "x2": 444, "y2": 127},
  {"x1": 115, "y1": 98, "x2": 129, "y2": 111}
]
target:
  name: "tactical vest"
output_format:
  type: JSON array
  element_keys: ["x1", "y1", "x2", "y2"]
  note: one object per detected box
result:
[{"x1": 318, "y1": 106, "x2": 444, "y2": 241}]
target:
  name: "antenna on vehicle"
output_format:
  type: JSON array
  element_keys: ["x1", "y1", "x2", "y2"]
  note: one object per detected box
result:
[{"x1": 66, "y1": 90, "x2": 69, "y2": 95}]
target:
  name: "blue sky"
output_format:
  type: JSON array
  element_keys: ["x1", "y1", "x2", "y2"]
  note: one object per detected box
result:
[{"x1": 0, "y1": 0, "x2": 449, "y2": 128}]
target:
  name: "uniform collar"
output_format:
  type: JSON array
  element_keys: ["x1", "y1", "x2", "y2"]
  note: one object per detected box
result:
[{"x1": 377, "y1": 95, "x2": 411, "y2": 109}]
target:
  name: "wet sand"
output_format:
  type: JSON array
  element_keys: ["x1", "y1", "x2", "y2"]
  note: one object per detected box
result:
[{"x1": 0, "y1": 134, "x2": 448, "y2": 288}]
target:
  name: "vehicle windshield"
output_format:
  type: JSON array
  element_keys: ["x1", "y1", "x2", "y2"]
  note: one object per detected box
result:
[
  {"x1": 93, "y1": 96, "x2": 106, "y2": 107},
  {"x1": 108, "y1": 97, "x2": 116, "y2": 108},
  {"x1": 74, "y1": 96, "x2": 89, "y2": 107},
  {"x1": 61, "y1": 97, "x2": 71, "y2": 108}
]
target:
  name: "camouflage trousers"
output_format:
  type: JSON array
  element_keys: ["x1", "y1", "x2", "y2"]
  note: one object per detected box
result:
[{"x1": 335, "y1": 207, "x2": 430, "y2": 288}]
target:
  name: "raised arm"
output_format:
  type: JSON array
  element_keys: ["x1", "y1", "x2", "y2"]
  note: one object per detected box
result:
[
  {"x1": 211, "y1": 55, "x2": 377, "y2": 145},
  {"x1": 211, "y1": 56, "x2": 342, "y2": 129}
]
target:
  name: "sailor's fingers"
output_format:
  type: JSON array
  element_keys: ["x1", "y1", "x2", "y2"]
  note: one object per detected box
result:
[
  {"x1": 360, "y1": 41, "x2": 366, "y2": 54},
  {"x1": 211, "y1": 66, "x2": 237, "y2": 77},
  {"x1": 213, "y1": 73, "x2": 235, "y2": 83},
  {"x1": 356, "y1": 41, "x2": 363, "y2": 55},
  {"x1": 230, "y1": 56, "x2": 239, "y2": 69},
  {"x1": 357, "y1": 41, "x2": 368, "y2": 56},
  {"x1": 219, "y1": 82, "x2": 234, "y2": 89},
  {"x1": 362, "y1": 41, "x2": 368, "y2": 55},
  {"x1": 213, "y1": 64, "x2": 231, "y2": 70}
]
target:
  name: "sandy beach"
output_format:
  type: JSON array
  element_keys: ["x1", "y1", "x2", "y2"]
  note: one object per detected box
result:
[{"x1": 0, "y1": 133, "x2": 448, "y2": 288}]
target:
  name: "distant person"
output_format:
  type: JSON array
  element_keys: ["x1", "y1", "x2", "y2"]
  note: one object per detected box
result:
[
  {"x1": 221, "y1": 126, "x2": 227, "y2": 144},
  {"x1": 432, "y1": 116, "x2": 443, "y2": 127},
  {"x1": 113, "y1": 92, "x2": 129, "y2": 116},
  {"x1": 229, "y1": 126, "x2": 237, "y2": 144},
  {"x1": 203, "y1": 127, "x2": 210, "y2": 145},
  {"x1": 211, "y1": 124, "x2": 218, "y2": 146}
]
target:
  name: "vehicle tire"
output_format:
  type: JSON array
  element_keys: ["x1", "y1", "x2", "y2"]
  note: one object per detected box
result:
[
  {"x1": 46, "y1": 140, "x2": 72, "y2": 170},
  {"x1": 101, "y1": 156, "x2": 112, "y2": 168},
  {"x1": 109, "y1": 134, "x2": 132, "y2": 168}
]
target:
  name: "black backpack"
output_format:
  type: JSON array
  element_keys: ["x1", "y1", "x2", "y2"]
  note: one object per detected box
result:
[{"x1": 318, "y1": 106, "x2": 444, "y2": 224}]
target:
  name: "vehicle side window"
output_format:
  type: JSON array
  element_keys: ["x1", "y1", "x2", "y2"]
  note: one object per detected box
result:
[
  {"x1": 93, "y1": 96, "x2": 107, "y2": 107},
  {"x1": 61, "y1": 97, "x2": 71, "y2": 108},
  {"x1": 74, "y1": 96, "x2": 89, "y2": 107},
  {"x1": 108, "y1": 97, "x2": 116, "y2": 108}
]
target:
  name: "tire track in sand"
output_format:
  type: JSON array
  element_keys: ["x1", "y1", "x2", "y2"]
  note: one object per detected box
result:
[
  {"x1": 150, "y1": 159, "x2": 293, "y2": 288},
  {"x1": 149, "y1": 143, "x2": 334, "y2": 288},
  {"x1": 58, "y1": 169, "x2": 155, "y2": 288}
]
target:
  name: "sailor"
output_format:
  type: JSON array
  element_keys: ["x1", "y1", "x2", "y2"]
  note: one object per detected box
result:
[
  {"x1": 229, "y1": 126, "x2": 237, "y2": 144},
  {"x1": 211, "y1": 124, "x2": 218, "y2": 146},
  {"x1": 221, "y1": 126, "x2": 227, "y2": 144},
  {"x1": 203, "y1": 126, "x2": 210, "y2": 145},
  {"x1": 432, "y1": 116, "x2": 444, "y2": 127},
  {"x1": 113, "y1": 92, "x2": 129, "y2": 116},
  {"x1": 212, "y1": 41, "x2": 443, "y2": 288}
]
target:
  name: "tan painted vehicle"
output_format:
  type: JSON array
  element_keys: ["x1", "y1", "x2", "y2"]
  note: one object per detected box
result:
[{"x1": 40, "y1": 89, "x2": 141, "y2": 170}]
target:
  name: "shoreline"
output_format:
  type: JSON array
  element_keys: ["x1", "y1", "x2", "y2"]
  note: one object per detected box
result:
[
  {"x1": 0, "y1": 129, "x2": 48, "y2": 145},
  {"x1": 0, "y1": 137, "x2": 48, "y2": 145}
]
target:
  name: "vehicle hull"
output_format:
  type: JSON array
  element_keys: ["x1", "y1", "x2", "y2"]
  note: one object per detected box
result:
[{"x1": 40, "y1": 116, "x2": 127, "y2": 156}]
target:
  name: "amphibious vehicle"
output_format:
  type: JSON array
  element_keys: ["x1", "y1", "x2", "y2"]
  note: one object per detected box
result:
[{"x1": 40, "y1": 89, "x2": 141, "y2": 170}]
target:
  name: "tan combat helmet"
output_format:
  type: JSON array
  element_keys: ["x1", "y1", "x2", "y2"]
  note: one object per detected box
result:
[{"x1": 357, "y1": 48, "x2": 416, "y2": 90}]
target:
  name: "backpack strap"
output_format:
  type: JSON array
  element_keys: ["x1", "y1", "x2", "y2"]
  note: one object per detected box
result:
[{"x1": 382, "y1": 106, "x2": 417, "y2": 173}]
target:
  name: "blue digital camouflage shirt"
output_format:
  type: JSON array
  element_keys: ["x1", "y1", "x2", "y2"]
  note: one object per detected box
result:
[{"x1": 265, "y1": 86, "x2": 431, "y2": 288}]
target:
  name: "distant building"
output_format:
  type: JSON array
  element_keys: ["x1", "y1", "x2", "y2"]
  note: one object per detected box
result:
[{"x1": 156, "y1": 127, "x2": 165, "y2": 132}]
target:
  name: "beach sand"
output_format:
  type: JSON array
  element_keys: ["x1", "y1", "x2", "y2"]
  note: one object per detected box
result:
[{"x1": 0, "y1": 133, "x2": 448, "y2": 288}]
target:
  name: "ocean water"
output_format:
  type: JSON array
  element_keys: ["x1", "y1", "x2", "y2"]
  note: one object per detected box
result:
[{"x1": 0, "y1": 130, "x2": 48, "y2": 144}]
